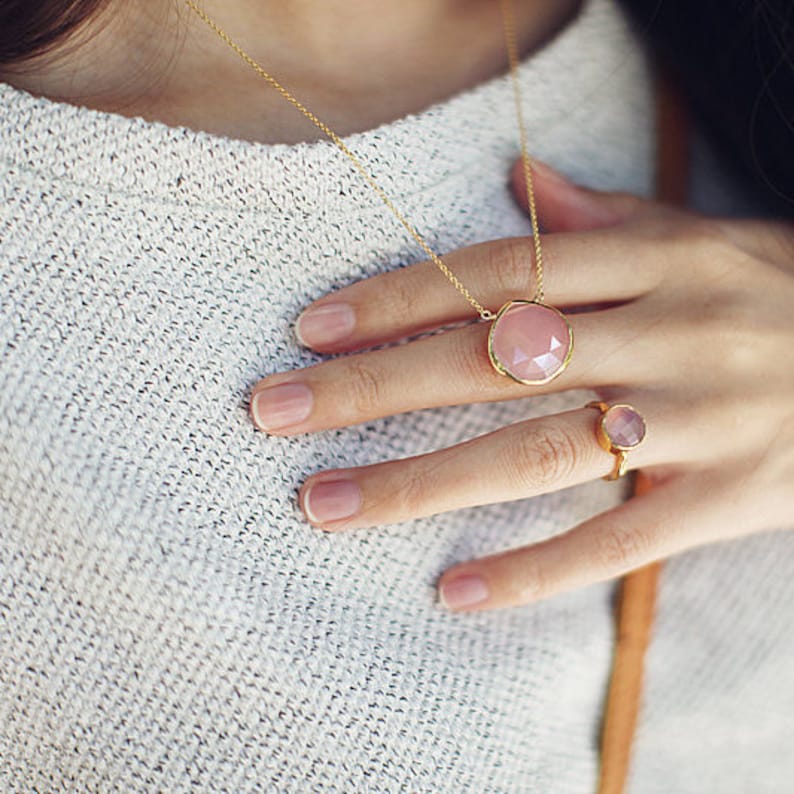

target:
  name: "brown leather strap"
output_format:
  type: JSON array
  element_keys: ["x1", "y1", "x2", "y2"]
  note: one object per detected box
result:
[
  {"x1": 596, "y1": 59, "x2": 689, "y2": 794},
  {"x1": 596, "y1": 474, "x2": 663, "y2": 794}
]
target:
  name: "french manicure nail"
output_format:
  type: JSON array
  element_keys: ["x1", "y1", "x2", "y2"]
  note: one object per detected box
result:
[
  {"x1": 251, "y1": 382, "x2": 313, "y2": 432},
  {"x1": 439, "y1": 574, "x2": 490, "y2": 610},
  {"x1": 304, "y1": 479, "x2": 362, "y2": 523},
  {"x1": 295, "y1": 302, "x2": 355, "y2": 347}
]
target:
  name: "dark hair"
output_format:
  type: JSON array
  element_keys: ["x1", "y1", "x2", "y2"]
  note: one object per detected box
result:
[
  {"x1": 2, "y1": 0, "x2": 792, "y2": 214},
  {"x1": 0, "y1": 0, "x2": 111, "y2": 69},
  {"x1": 618, "y1": 0, "x2": 793, "y2": 216}
]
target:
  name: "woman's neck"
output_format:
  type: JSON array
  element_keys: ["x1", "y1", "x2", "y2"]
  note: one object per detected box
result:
[{"x1": 2, "y1": 0, "x2": 582, "y2": 145}]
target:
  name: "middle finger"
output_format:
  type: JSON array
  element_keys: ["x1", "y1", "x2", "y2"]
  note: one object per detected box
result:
[{"x1": 250, "y1": 306, "x2": 647, "y2": 435}]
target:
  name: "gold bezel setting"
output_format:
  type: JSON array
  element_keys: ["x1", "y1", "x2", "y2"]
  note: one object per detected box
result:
[
  {"x1": 487, "y1": 299, "x2": 574, "y2": 386},
  {"x1": 586, "y1": 401, "x2": 647, "y2": 480}
]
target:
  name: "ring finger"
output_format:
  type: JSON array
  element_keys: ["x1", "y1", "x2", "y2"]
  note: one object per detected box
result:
[{"x1": 297, "y1": 400, "x2": 667, "y2": 531}]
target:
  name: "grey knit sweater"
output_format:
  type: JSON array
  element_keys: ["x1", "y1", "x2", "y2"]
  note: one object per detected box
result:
[{"x1": 1, "y1": 0, "x2": 792, "y2": 790}]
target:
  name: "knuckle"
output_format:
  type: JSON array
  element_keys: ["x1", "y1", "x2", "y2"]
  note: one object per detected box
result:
[
  {"x1": 591, "y1": 522, "x2": 654, "y2": 570},
  {"x1": 664, "y1": 220, "x2": 782, "y2": 381},
  {"x1": 393, "y1": 462, "x2": 439, "y2": 516},
  {"x1": 683, "y1": 217, "x2": 751, "y2": 281},
  {"x1": 383, "y1": 268, "x2": 421, "y2": 323},
  {"x1": 344, "y1": 357, "x2": 386, "y2": 417},
  {"x1": 692, "y1": 285, "x2": 769, "y2": 380},
  {"x1": 499, "y1": 422, "x2": 580, "y2": 492},
  {"x1": 492, "y1": 236, "x2": 536, "y2": 296},
  {"x1": 447, "y1": 326, "x2": 504, "y2": 393},
  {"x1": 712, "y1": 306, "x2": 760, "y2": 375},
  {"x1": 639, "y1": 214, "x2": 736, "y2": 280}
]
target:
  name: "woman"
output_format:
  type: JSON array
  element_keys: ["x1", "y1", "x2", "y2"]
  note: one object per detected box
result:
[{"x1": 0, "y1": 0, "x2": 792, "y2": 790}]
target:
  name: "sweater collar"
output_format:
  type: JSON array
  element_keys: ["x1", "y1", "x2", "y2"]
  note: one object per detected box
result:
[{"x1": 0, "y1": 0, "x2": 597, "y2": 213}]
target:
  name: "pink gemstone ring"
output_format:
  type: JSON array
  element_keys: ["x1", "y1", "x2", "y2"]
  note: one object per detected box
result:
[{"x1": 586, "y1": 401, "x2": 647, "y2": 480}]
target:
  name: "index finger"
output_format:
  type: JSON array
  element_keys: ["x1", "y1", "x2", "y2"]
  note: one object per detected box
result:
[{"x1": 294, "y1": 226, "x2": 665, "y2": 353}]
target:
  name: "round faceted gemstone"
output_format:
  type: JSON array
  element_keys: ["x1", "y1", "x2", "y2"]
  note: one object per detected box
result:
[
  {"x1": 488, "y1": 301, "x2": 572, "y2": 384},
  {"x1": 602, "y1": 405, "x2": 646, "y2": 449}
]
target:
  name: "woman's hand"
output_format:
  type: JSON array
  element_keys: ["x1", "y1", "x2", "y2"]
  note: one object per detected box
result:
[{"x1": 248, "y1": 158, "x2": 794, "y2": 613}]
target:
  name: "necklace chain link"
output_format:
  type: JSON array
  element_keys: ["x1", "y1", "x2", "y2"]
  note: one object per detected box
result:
[{"x1": 184, "y1": 0, "x2": 544, "y2": 320}]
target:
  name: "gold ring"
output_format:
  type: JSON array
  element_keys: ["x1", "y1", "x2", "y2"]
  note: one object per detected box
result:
[{"x1": 586, "y1": 401, "x2": 647, "y2": 481}]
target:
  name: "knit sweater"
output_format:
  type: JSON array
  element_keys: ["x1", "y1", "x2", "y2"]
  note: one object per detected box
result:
[{"x1": 1, "y1": 0, "x2": 792, "y2": 790}]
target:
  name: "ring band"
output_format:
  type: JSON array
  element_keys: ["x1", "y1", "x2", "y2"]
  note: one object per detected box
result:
[{"x1": 586, "y1": 401, "x2": 647, "y2": 481}]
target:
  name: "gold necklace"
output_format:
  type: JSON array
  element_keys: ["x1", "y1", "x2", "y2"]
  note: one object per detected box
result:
[{"x1": 184, "y1": 0, "x2": 573, "y2": 386}]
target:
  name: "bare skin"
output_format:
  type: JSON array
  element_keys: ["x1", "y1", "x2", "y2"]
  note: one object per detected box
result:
[
  {"x1": 8, "y1": 2, "x2": 792, "y2": 615},
  {"x1": 250, "y1": 161, "x2": 794, "y2": 613},
  {"x1": 1, "y1": 0, "x2": 583, "y2": 145}
]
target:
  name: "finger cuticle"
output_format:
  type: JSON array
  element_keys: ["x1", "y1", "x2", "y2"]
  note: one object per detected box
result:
[{"x1": 303, "y1": 478, "x2": 362, "y2": 525}]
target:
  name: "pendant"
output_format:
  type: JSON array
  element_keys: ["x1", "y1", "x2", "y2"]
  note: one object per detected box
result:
[{"x1": 487, "y1": 299, "x2": 573, "y2": 385}]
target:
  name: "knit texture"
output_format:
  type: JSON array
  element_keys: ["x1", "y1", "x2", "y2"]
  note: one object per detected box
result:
[{"x1": 1, "y1": 0, "x2": 791, "y2": 790}]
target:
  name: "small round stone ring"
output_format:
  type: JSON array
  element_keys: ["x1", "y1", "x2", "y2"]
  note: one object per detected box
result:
[{"x1": 586, "y1": 400, "x2": 647, "y2": 481}]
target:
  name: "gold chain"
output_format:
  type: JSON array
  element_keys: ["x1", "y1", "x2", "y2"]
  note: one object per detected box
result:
[
  {"x1": 500, "y1": 0, "x2": 545, "y2": 304},
  {"x1": 183, "y1": 0, "x2": 544, "y2": 320}
]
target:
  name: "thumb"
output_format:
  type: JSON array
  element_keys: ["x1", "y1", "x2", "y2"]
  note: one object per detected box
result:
[{"x1": 510, "y1": 157, "x2": 650, "y2": 232}]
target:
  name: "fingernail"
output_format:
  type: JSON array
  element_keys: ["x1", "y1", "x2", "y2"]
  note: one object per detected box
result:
[
  {"x1": 439, "y1": 574, "x2": 490, "y2": 610},
  {"x1": 251, "y1": 382, "x2": 313, "y2": 431},
  {"x1": 304, "y1": 479, "x2": 362, "y2": 523},
  {"x1": 295, "y1": 302, "x2": 355, "y2": 347}
]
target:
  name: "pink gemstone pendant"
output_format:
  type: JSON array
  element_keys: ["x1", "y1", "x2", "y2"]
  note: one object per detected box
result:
[{"x1": 487, "y1": 300, "x2": 573, "y2": 385}]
